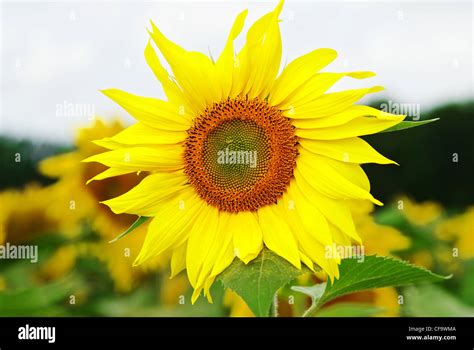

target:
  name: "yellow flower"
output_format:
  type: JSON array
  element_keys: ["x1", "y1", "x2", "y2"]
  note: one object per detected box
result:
[
  {"x1": 399, "y1": 195, "x2": 443, "y2": 226},
  {"x1": 434, "y1": 245, "x2": 462, "y2": 274},
  {"x1": 436, "y1": 207, "x2": 474, "y2": 260},
  {"x1": 0, "y1": 185, "x2": 81, "y2": 284},
  {"x1": 39, "y1": 119, "x2": 125, "y2": 236},
  {"x1": 39, "y1": 119, "x2": 164, "y2": 292},
  {"x1": 348, "y1": 200, "x2": 410, "y2": 256},
  {"x1": 160, "y1": 273, "x2": 190, "y2": 306},
  {"x1": 410, "y1": 250, "x2": 434, "y2": 270},
  {"x1": 0, "y1": 185, "x2": 59, "y2": 244},
  {"x1": 85, "y1": 0, "x2": 404, "y2": 302},
  {"x1": 40, "y1": 245, "x2": 78, "y2": 281},
  {"x1": 0, "y1": 276, "x2": 6, "y2": 291}
]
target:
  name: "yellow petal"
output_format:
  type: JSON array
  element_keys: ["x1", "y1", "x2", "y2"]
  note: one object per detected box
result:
[
  {"x1": 216, "y1": 9, "x2": 248, "y2": 97},
  {"x1": 232, "y1": 211, "x2": 263, "y2": 264},
  {"x1": 322, "y1": 156, "x2": 371, "y2": 191},
  {"x1": 82, "y1": 146, "x2": 184, "y2": 172},
  {"x1": 92, "y1": 139, "x2": 124, "y2": 150},
  {"x1": 101, "y1": 89, "x2": 192, "y2": 130},
  {"x1": 269, "y1": 49, "x2": 338, "y2": 106},
  {"x1": 110, "y1": 122, "x2": 186, "y2": 145},
  {"x1": 94, "y1": 122, "x2": 186, "y2": 150},
  {"x1": 284, "y1": 181, "x2": 333, "y2": 246},
  {"x1": 134, "y1": 190, "x2": 204, "y2": 265},
  {"x1": 300, "y1": 149, "x2": 380, "y2": 193},
  {"x1": 196, "y1": 212, "x2": 234, "y2": 288},
  {"x1": 233, "y1": 0, "x2": 283, "y2": 99},
  {"x1": 287, "y1": 86, "x2": 384, "y2": 119},
  {"x1": 210, "y1": 232, "x2": 235, "y2": 277},
  {"x1": 39, "y1": 152, "x2": 79, "y2": 178},
  {"x1": 300, "y1": 138, "x2": 396, "y2": 165},
  {"x1": 257, "y1": 204, "x2": 301, "y2": 269},
  {"x1": 328, "y1": 223, "x2": 353, "y2": 247},
  {"x1": 186, "y1": 206, "x2": 220, "y2": 288},
  {"x1": 191, "y1": 287, "x2": 204, "y2": 304},
  {"x1": 144, "y1": 40, "x2": 187, "y2": 106},
  {"x1": 296, "y1": 114, "x2": 405, "y2": 139},
  {"x1": 149, "y1": 22, "x2": 221, "y2": 111},
  {"x1": 280, "y1": 71, "x2": 375, "y2": 110},
  {"x1": 292, "y1": 105, "x2": 384, "y2": 129},
  {"x1": 170, "y1": 242, "x2": 187, "y2": 278},
  {"x1": 297, "y1": 149, "x2": 381, "y2": 205},
  {"x1": 86, "y1": 168, "x2": 136, "y2": 185},
  {"x1": 101, "y1": 172, "x2": 188, "y2": 216},
  {"x1": 275, "y1": 195, "x2": 339, "y2": 278},
  {"x1": 294, "y1": 168, "x2": 361, "y2": 243},
  {"x1": 299, "y1": 252, "x2": 315, "y2": 272},
  {"x1": 203, "y1": 276, "x2": 217, "y2": 303}
]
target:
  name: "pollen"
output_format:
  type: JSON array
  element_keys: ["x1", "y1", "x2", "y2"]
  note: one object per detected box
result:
[{"x1": 184, "y1": 97, "x2": 298, "y2": 212}]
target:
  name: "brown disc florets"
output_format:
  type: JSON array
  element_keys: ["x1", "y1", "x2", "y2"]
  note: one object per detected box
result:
[{"x1": 184, "y1": 97, "x2": 298, "y2": 213}]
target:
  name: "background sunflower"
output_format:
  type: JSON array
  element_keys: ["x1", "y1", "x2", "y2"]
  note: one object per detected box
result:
[{"x1": 39, "y1": 118, "x2": 167, "y2": 293}]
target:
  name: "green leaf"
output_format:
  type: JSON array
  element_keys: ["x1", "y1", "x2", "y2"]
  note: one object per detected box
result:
[
  {"x1": 459, "y1": 260, "x2": 474, "y2": 306},
  {"x1": 294, "y1": 255, "x2": 449, "y2": 317},
  {"x1": 0, "y1": 275, "x2": 81, "y2": 316},
  {"x1": 291, "y1": 283, "x2": 326, "y2": 301},
  {"x1": 218, "y1": 249, "x2": 302, "y2": 317},
  {"x1": 403, "y1": 285, "x2": 474, "y2": 317},
  {"x1": 380, "y1": 118, "x2": 439, "y2": 133},
  {"x1": 312, "y1": 303, "x2": 384, "y2": 317},
  {"x1": 109, "y1": 216, "x2": 149, "y2": 243}
]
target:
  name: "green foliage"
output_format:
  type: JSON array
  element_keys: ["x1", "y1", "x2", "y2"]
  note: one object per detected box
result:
[
  {"x1": 459, "y1": 261, "x2": 474, "y2": 307},
  {"x1": 380, "y1": 118, "x2": 439, "y2": 133},
  {"x1": 292, "y1": 256, "x2": 448, "y2": 317},
  {"x1": 0, "y1": 275, "x2": 81, "y2": 316},
  {"x1": 219, "y1": 249, "x2": 302, "y2": 317},
  {"x1": 403, "y1": 285, "x2": 474, "y2": 317},
  {"x1": 109, "y1": 216, "x2": 149, "y2": 243},
  {"x1": 311, "y1": 303, "x2": 384, "y2": 317}
]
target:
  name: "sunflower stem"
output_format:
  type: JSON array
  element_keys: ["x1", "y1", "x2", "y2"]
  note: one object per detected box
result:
[
  {"x1": 302, "y1": 302, "x2": 320, "y2": 317},
  {"x1": 272, "y1": 292, "x2": 279, "y2": 317}
]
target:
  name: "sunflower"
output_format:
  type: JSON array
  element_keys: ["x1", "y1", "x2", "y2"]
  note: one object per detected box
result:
[
  {"x1": 0, "y1": 185, "x2": 74, "y2": 285},
  {"x1": 348, "y1": 199, "x2": 410, "y2": 257},
  {"x1": 85, "y1": 0, "x2": 404, "y2": 302},
  {"x1": 0, "y1": 185, "x2": 59, "y2": 245},
  {"x1": 398, "y1": 195, "x2": 443, "y2": 226},
  {"x1": 39, "y1": 245, "x2": 78, "y2": 281},
  {"x1": 40, "y1": 119, "x2": 164, "y2": 292},
  {"x1": 436, "y1": 207, "x2": 474, "y2": 260}
]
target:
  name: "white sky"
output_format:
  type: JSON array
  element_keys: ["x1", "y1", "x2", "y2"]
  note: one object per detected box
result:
[{"x1": 1, "y1": 0, "x2": 472, "y2": 142}]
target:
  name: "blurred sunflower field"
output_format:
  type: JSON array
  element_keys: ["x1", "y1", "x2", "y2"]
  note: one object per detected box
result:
[{"x1": 1, "y1": 101, "x2": 472, "y2": 317}]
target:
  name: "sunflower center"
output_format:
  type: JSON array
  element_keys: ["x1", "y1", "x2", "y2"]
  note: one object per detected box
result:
[
  {"x1": 203, "y1": 119, "x2": 270, "y2": 191},
  {"x1": 184, "y1": 97, "x2": 298, "y2": 213}
]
